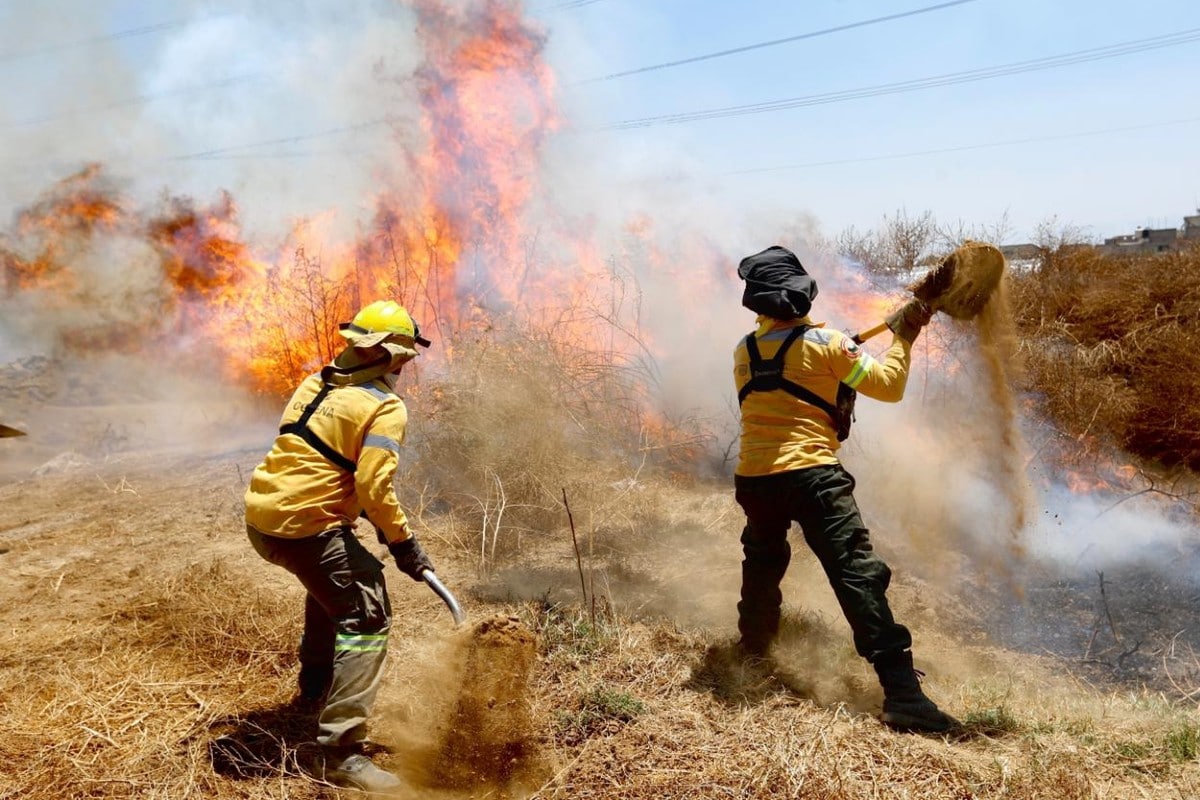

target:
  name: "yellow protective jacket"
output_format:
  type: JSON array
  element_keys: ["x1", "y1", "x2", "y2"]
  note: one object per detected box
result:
[
  {"x1": 734, "y1": 315, "x2": 912, "y2": 476},
  {"x1": 244, "y1": 373, "x2": 412, "y2": 544}
]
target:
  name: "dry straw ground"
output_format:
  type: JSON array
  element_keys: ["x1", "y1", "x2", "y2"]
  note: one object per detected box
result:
[
  {"x1": 1, "y1": 450, "x2": 1199, "y2": 800},
  {"x1": 2, "y1": 244, "x2": 1200, "y2": 798}
]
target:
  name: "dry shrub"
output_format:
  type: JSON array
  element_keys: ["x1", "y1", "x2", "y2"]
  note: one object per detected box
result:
[
  {"x1": 408, "y1": 318, "x2": 711, "y2": 572},
  {"x1": 1010, "y1": 245, "x2": 1200, "y2": 468}
]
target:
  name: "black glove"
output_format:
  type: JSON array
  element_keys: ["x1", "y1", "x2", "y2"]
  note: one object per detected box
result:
[
  {"x1": 884, "y1": 299, "x2": 933, "y2": 344},
  {"x1": 388, "y1": 536, "x2": 434, "y2": 581}
]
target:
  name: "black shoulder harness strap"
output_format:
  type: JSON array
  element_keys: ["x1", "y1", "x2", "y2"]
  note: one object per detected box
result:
[
  {"x1": 737, "y1": 326, "x2": 839, "y2": 424},
  {"x1": 278, "y1": 372, "x2": 358, "y2": 474}
]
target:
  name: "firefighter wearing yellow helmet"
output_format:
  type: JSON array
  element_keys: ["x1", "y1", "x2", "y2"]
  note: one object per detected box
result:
[{"x1": 244, "y1": 299, "x2": 432, "y2": 792}]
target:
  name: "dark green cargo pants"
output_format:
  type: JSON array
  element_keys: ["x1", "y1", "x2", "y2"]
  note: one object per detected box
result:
[
  {"x1": 247, "y1": 525, "x2": 392, "y2": 747},
  {"x1": 734, "y1": 463, "x2": 912, "y2": 662}
]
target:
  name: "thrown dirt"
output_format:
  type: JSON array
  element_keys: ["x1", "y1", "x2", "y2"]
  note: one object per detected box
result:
[
  {"x1": 914, "y1": 240, "x2": 1006, "y2": 321},
  {"x1": 389, "y1": 613, "x2": 548, "y2": 797},
  {"x1": 436, "y1": 615, "x2": 540, "y2": 786},
  {"x1": 975, "y1": 279, "x2": 1033, "y2": 559}
]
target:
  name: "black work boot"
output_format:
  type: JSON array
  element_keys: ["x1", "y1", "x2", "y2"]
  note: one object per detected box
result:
[
  {"x1": 734, "y1": 636, "x2": 770, "y2": 661},
  {"x1": 315, "y1": 745, "x2": 402, "y2": 793},
  {"x1": 873, "y1": 651, "x2": 959, "y2": 734}
]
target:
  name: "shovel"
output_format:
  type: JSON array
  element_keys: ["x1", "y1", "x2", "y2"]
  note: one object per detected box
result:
[
  {"x1": 420, "y1": 568, "x2": 466, "y2": 626},
  {"x1": 374, "y1": 525, "x2": 466, "y2": 625},
  {"x1": 378, "y1": 547, "x2": 466, "y2": 625},
  {"x1": 852, "y1": 240, "x2": 1006, "y2": 344},
  {"x1": 0, "y1": 424, "x2": 26, "y2": 438}
]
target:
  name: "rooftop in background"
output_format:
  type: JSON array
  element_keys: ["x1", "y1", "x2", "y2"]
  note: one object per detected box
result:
[{"x1": 1003, "y1": 211, "x2": 1200, "y2": 262}]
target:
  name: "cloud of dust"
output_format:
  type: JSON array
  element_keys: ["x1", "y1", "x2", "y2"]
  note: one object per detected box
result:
[{"x1": 374, "y1": 614, "x2": 550, "y2": 798}]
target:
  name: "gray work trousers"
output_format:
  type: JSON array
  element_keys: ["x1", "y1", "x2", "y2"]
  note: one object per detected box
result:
[{"x1": 247, "y1": 525, "x2": 392, "y2": 747}]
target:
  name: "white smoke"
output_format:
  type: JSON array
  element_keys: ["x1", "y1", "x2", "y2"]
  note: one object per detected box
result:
[
  {"x1": 1, "y1": 1, "x2": 422, "y2": 240},
  {"x1": 2, "y1": 0, "x2": 1195, "y2": 579}
]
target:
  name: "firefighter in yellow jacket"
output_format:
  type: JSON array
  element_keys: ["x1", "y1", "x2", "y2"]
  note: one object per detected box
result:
[
  {"x1": 245, "y1": 300, "x2": 435, "y2": 792},
  {"x1": 732, "y1": 245, "x2": 957, "y2": 734}
]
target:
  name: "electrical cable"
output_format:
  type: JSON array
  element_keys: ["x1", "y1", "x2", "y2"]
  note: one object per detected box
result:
[
  {"x1": 605, "y1": 26, "x2": 1200, "y2": 129},
  {"x1": 90, "y1": 25, "x2": 1200, "y2": 165},
  {"x1": 0, "y1": 14, "x2": 233, "y2": 64},
  {"x1": 541, "y1": 0, "x2": 606, "y2": 10},
  {"x1": 168, "y1": 117, "x2": 400, "y2": 161},
  {"x1": 4, "y1": 74, "x2": 260, "y2": 129},
  {"x1": 579, "y1": 0, "x2": 978, "y2": 83},
  {"x1": 728, "y1": 116, "x2": 1200, "y2": 174}
]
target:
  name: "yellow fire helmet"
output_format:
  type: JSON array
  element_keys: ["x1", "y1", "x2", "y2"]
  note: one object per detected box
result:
[{"x1": 338, "y1": 300, "x2": 431, "y2": 352}]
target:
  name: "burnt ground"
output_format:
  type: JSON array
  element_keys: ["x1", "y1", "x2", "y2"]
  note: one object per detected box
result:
[{"x1": 976, "y1": 555, "x2": 1200, "y2": 696}]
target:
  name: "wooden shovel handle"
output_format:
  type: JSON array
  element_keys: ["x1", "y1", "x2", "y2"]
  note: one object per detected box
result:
[{"x1": 851, "y1": 321, "x2": 890, "y2": 345}]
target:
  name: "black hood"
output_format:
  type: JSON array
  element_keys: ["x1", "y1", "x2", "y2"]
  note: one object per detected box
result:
[{"x1": 737, "y1": 245, "x2": 818, "y2": 320}]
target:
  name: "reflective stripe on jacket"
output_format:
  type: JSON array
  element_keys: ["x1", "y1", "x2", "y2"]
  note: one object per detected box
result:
[
  {"x1": 244, "y1": 374, "x2": 411, "y2": 543},
  {"x1": 734, "y1": 315, "x2": 912, "y2": 476}
]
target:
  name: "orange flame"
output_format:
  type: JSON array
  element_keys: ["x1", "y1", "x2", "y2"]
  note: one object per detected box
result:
[
  {"x1": 351, "y1": 0, "x2": 559, "y2": 343},
  {"x1": 0, "y1": 0, "x2": 564, "y2": 396},
  {"x1": 1, "y1": 165, "x2": 121, "y2": 296}
]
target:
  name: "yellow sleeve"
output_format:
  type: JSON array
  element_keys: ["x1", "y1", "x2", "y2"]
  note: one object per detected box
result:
[
  {"x1": 827, "y1": 329, "x2": 912, "y2": 403},
  {"x1": 355, "y1": 399, "x2": 411, "y2": 544}
]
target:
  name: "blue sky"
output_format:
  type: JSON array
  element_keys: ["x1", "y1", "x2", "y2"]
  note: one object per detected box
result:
[
  {"x1": 540, "y1": 0, "x2": 1200, "y2": 241},
  {"x1": 1, "y1": 0, "x2": 1197, "y2": 246}
]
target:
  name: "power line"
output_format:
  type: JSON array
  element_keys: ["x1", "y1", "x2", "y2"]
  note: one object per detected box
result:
[
  {"x1": 168, "y1": 117, "x2": 399, "y2": 162},
  {"x1": 127, "y1": 113, "x2": 1200, "y2": 168},
  {"x1": 540, "y1": 0, "x2": 606, "y2": 10},
  {"x1": 4, "y1": 74, "x2": 259, "y2": 129},
  {"x1": 0, "y1": 14, "x2": 232, "y2": 64},
  {"x1": 170, "y1": 148, "x2": 369, "y2": 161},
  {"x1": 579, "y1": 0, "x2": 978, "y2": 83},
  {"x1": 605, "y1": 26, "x2": 1200, "y2": 129},
  {"x1": 729, "y1": 116, "x2": 1200, "y2": 174}
]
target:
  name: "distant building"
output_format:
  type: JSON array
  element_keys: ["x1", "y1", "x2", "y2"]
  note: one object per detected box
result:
[
  {"x1": 1095, "y1": 212, "x2": 1200, "y2": 255},
  {"x1": 1000, "y1": 243, "x2": 1039, "y2": 261},
  {"x1": 1099, "y1": 227, "x2": 1179, "y2": 255},
  {"x1": 1184, "y1": 213, "x2": 1200, "y2": 243},
  {"x1": 998, "y1": 243, "x2": 1039, "y2": 271},
  {"x1": 1000, "y1": 212, "x2": 1198, "y2": 265}
]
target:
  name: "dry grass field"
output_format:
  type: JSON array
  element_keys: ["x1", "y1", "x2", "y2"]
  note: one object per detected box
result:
[
  {"x1": 2, "y1": 398, "x2": 1199, "y2": 798},
  {"x1": 3, "y1": 243, "x2": 1200, "y2": 799}
]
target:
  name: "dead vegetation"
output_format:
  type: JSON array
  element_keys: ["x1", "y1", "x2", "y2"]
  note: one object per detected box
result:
[
  {"x1": 403, "y1": 314, "x2": 711, "y2": 580},
  {"x1": 3, "y1": 222, "x2": 1200, "y2": 798},
  {"x1": 1009, "y1": 243, "x2": 1200, "y2": 473},
  {"x1": 837, "y1": 212, "x2": 1200, "y2": 505},
  {"x1": 3, "y1": 362, "x2": 1200, "y2": 799}
]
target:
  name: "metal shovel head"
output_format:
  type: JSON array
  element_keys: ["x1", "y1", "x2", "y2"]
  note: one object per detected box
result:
[
  {"x1": 911, "y1": 240, "x2": 1006, "y2": 321},
  {"x1": 0, "y1": 424, "x2": 26, "y2": 438}
]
